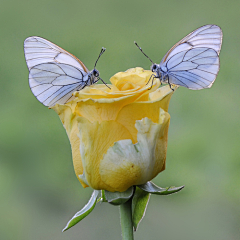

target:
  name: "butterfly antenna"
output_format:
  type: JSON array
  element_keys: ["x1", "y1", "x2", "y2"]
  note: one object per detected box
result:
[
  {"x1": 134, "y1": 41, "x2": 154, "y2": 64},
  {"x1": 94, "y1": 47, "x2": 106, "y2": 69},
  {"x1": 98, "y1": 77, "x2": 111, "y2": 89}
]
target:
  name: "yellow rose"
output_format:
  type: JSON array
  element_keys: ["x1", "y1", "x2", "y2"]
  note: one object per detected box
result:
[{"x1": 52, "y1": 68, "x2": 176, "y2": 192}]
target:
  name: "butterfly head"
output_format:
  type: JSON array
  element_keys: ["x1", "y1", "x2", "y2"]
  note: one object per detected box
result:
[
  {"x1": 89, "y1": 69, "x2": 100, "y2": 84},
  {"x1": 151, "y1": 63, "x2": 162, "y2": 78},
  {"x1": 89, "y1": 69, "x2": 110, "y2": 90},
  {"x1": 93, "y1": 69, "x2": 99, "y2": 78},
  {"x1": 151, "y1": 63, "x2": 157, "y2": 72}
]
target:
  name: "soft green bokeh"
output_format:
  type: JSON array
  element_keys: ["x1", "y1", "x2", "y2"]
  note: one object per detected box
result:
[{"x1": 0, "y1": 0, "x2": 239, "y2": 239}]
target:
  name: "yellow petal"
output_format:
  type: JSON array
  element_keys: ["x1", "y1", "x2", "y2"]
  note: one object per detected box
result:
[
  {"x1": 74, "y1": 96, "x2": 134, "y2": 123},
  {"x1": 116, "y1": 85, "x2": 175, "y2": 143},
  {"x1": 152, "y1": 108, "x2": 170, "y2": 176},
  {"x1": 74, "y1": 92, "x2": 145, "y2": 123},
  {"x1": 52, "y1": 104, "x2": 88, "y2": 188},
  {"x1": 78, "y1": 117, "x2": 134, "y2": 192},
  {"x1": 111, "y1": 67, "x2": 154, "y2": 89}
]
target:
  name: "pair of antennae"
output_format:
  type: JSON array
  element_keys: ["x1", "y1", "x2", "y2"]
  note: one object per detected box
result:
[
  {"x1": 95, "y1": 43, "x2": 153, "y2": 68},
  {"x1": 134, "y1": 41, "x2": 154, "y2": 64},
  {"x1": 94, "y1": 43, "x2": 152, "y2": 89}
]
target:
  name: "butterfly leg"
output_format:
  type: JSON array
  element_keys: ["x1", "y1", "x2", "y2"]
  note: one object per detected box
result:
[
  {"x1": 149, "y1": 76, "x2": 158, "y2": 90},
  {"x1": 80, "y1": 81, "x2": 89, "y2": 90},
  {"x1": 167, "y1": 76, "x2": 174, "y2": 91},
  {"x1": 146, "y1": 74, "x2": 153, "y2": 86},
  {"x1": 97, "y1": 77, "x2": 111, "y2": 89},
  {"x1": 146, "y1": 74, "x2": 157, "y2": 90}
]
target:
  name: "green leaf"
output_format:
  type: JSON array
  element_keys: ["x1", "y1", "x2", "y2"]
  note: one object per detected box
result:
[
  {"x1": 104, "y1": 187, "x2": 134, "y2": 205},
  {"x1": 138, "y1": 181, "x2": 184, "y2": 195},
  {"x1": 132, "y1": 187, "x2": 150, "y2": 231},
  {"x1": 62, "y1": 190, "x2": 99, "y2": 232}
]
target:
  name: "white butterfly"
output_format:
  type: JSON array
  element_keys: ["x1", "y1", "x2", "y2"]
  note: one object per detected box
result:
[
  {"x1": 135, "y1": 25, "x2": 223, "y2": 90},
  {"x1": 24, "y1": 36, "x2": 109, "y2": 107}
]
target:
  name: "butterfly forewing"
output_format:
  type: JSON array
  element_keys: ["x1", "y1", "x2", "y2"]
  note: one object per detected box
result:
[
  {"x1": 160, "y1": 25, "x2": 222, "y2": 65},
  {"x1": 24, "y1": 36, "x2": 89, "y2": 72}
]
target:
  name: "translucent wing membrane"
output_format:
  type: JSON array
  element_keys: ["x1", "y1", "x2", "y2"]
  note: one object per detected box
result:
[
  {"x1": 161, "y1": 25, "x2": 222, "y2": 64},
  {"x1": 162, "y1": 47, "x2": 219, "y2": 90},
  {"x1": 29, "y1": 63, "x2": 88, "y2": 106},
  {"x1": 24, "y1": 36, "x2": 89, "y2": 72}
]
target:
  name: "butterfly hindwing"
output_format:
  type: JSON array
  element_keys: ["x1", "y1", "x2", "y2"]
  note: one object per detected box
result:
[
  {"x1": 161, "y1": 47, "x2": 219, "y2": 90},
  {"x1": 29, "y1": 62, "x2": 88, "y2": 106}
]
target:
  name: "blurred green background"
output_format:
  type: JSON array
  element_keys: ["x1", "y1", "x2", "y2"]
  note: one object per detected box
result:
[{"x1": 1, "y1": 0, "x2": 240, "y2": 239}]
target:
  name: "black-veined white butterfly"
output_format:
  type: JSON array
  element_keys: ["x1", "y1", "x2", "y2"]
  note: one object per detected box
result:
[
  {"x1": 135, "y1": 25, "x2": 222, "y2": 90},
  {"x1": 24, "y1": 36, "x2": 109, "y2": 107}
]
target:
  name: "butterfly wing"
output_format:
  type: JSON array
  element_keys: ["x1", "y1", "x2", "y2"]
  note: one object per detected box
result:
[
  {"x1": 29, "y1": 63, "x2": 88, "y2": 106},
  {"x1": 160, "y1": 25, "x2": 222, "y2": 65},
  {"x1": 161, "y1": 47, "x2": 219, "y2": 90},
  {"x1": 24, "y1": 36, "x2": 91, "y2": 106},
  {"x1": 24, "y1": 36, "x2": 89, "y2": 72}
]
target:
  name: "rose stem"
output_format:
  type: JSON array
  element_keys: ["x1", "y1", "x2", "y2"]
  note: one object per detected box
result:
[{"x1": 119, "y1": 199, "x2": 134, "y2": 240}]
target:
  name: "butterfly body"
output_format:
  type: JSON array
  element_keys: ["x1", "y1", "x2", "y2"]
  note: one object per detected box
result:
[
  {"x1": 88, "y1": 69, "x2": 100, "y2": 84},
  {"x1": 151, "y1": 63, "x2": 168, "y2": 84},
  {"x1": 135, "y1": 25, "x2": 222, "y2": 90},
  {"x1": 24, "y1": 36, "x2": 107, "y2": 107}
]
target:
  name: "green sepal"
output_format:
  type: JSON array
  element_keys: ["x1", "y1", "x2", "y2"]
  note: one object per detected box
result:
[
  {"x1": 104, "y1": 186, "x2": 134, "y2": 205},
  {"x1": 62, "y1": 190, "x2": 99, "y2": 232},
  {"x1": 132, "y1": 187, "x2": 150, "y2": 231},
  {"x1": 138, "y1": 181, "x2": 184, "y2": 195},
  {"x1": 97, "y1": 190, "x2": 107, "y2": 203}
]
